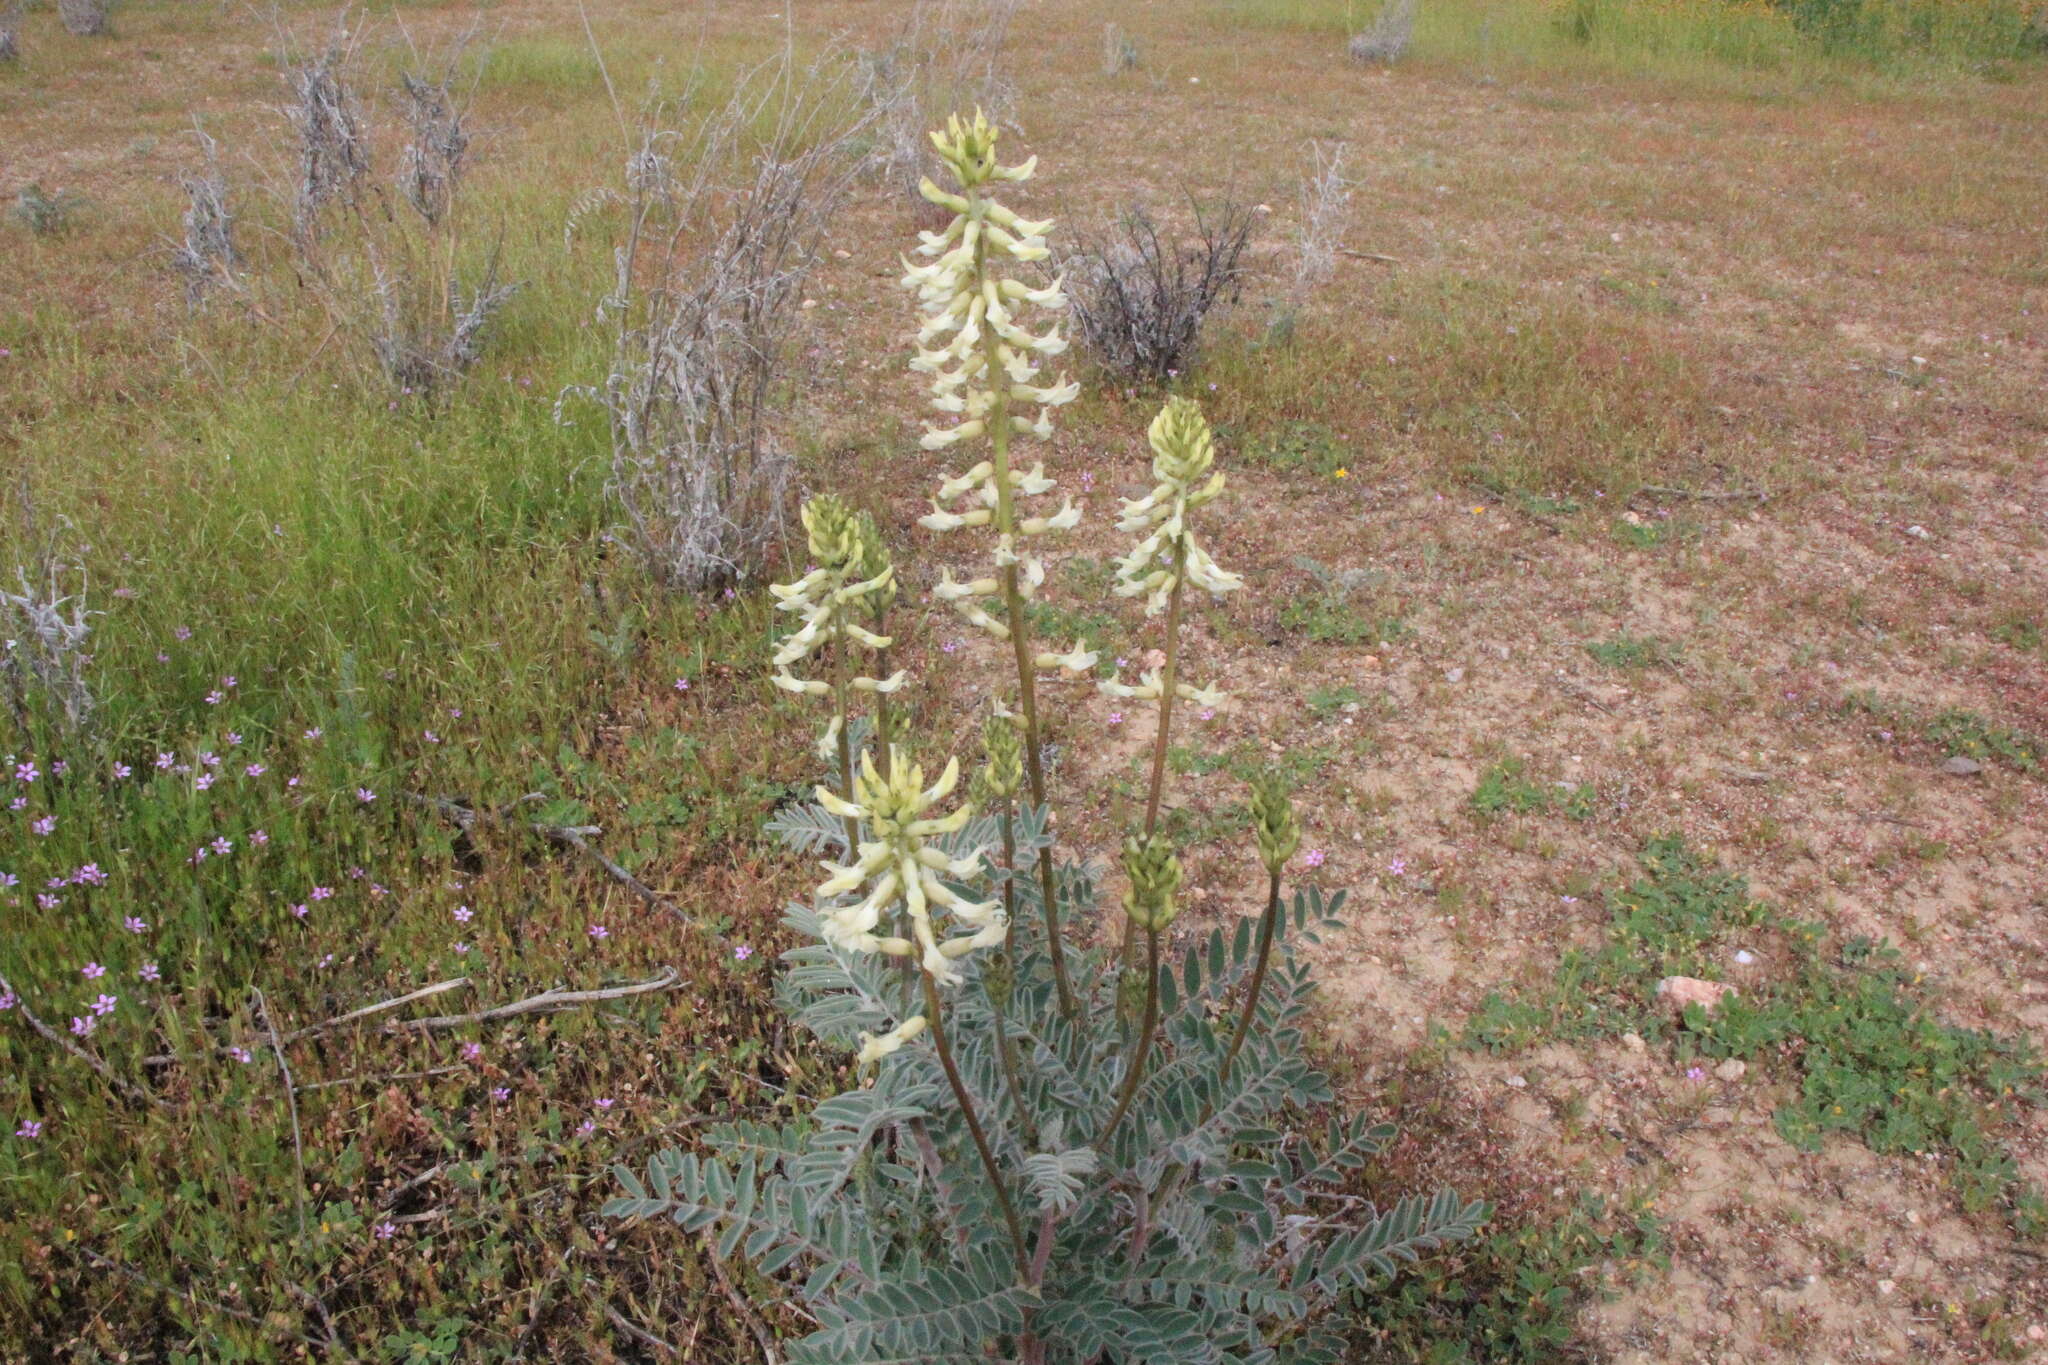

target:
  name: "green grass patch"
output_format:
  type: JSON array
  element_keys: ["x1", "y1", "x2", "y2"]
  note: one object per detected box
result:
[
  {"x1": 1842, "y1": 690, "x2": 2042, "y2": 775},
  {"x1": 1351, "y1": 1192, "x2": 1669, "y2": 1363},
  {"x1": 1584, "y1": 632, "x2": 1681, "y2": 670},
  {"x1": 1466, "y1": 837, "x2": 2048, "y2": 1230},
  {"x1": 1280, "y1": 590, "x2": 1410, "y2": 646},
  {"x1": 1471, "y1": 758, "x2": 1596, "y2": 820}
]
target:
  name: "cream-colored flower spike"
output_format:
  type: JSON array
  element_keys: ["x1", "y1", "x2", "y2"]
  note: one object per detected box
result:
[
  {"x1": 902, "y1": 112, "x2": 1094, "y2": 679},
  {"x1": 1110, "y1": 397, "x2": 1245, "y2": 615},
  {"x1": 813, "y1": 747, "x2": 1007, "y2": 988},
  {"x1": 769, "y1": 498, "x2": 907, "y2": 749}
]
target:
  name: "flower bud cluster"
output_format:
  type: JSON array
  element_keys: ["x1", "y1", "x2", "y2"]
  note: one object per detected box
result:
[
  {"x1": 1119, "y1": 832, "x2": 1184, "y2": 933},
  {"x1": 814, "y1": 747, "x2": 1006, "y2": 989},
  {"x1": 969, "y1": 709, "x2": 1025, "y2": 807},
  {"x1": 1249, "y1": 772, "x2": 1301, "y2": 877},
  {"x1": 770, "y1": 497, "x2": 906, "y2": 758}
]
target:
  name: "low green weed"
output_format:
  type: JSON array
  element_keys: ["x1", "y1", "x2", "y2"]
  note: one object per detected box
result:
[
  {"x1": 1467, "y1": 838, "x2": 2047, "y2": 1230},
  {"x1": 1471, "y1": 758, "x2": 1595, "y2": 820},
  {"x1": 1281, "y1": 591, "x2": 1410, "y2": 646},
  {"x1": 1584, "y1": 632, "x2": 1681, "y2": 670},
  {"x1": 1352, "y1": 1192, "x2": 1668, "y2": 1363}
]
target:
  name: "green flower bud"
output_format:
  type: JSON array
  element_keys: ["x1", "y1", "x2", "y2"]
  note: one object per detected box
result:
[
  {"x1": 1120, "y1": 833, "x2": 1183, "y2": 933},
  {"x1": 853, "y1": 511, "x2": 897, "y2": 611},
  {"x1": 979, "y1": 711, "x2": 1023, "y2": 801},
  {"x1": 1116, "y1": 964, "x2": 1147, "y2": 1025},
  {"x1": 982, "y1": 950, "x2": 1014, "y2": 1013},
  {"x1": 1249, "y1": 771, "x2": 1300, "y2": 877},
  {"x1": 800, "y1": 494, "x2": 859, "y2": 570}
]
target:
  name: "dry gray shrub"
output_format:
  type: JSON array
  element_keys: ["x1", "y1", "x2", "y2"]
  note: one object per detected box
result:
[
  {"x1": 396, "y1": 63, "x2": 470, "y2": 226},
  {"x1": 1102, "y1": 21, "x2": 1140, "y2": 75},
  {"x1": 369, "y1": 252, "x2": 516, "y2": 394},
  {"x1": 1066, "y1": 199, "x2": 1259, "y2": 385},
  {"x1": 1, "y1": 6, "x2": 21, "y2": 63},
  {"x1": 283, "y1": 31, "x2": 370, "y2": 237},
  {"x1": 171, "y1": 126, "x2": 239, "y2": 305},
  {"x1": 1291, "y1": 141, "x2": 1352, "y2": 298},
  {"x1": 57, "y1": 0, "x2": 107, "y2": 37},
  {"x1": 1349, "y1": 0, "x2": 1417, "y2": 64},
  {"x1": 858, "y1": 0, "x2": 1020, "y2": 197},
  {"x1": 275, "y1": 23, "x2": 511, "y2": 398},
  {"x1": 569, "y1": 51, "x2": 872, "y2": 592},
  {"x1": 2, "y1": 494, "x2": 96, "y2": 738}
]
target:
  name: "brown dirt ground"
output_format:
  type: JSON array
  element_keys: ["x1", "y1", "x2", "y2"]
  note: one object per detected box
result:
[{"x1": 7, "y1": 0, "x2": 2047, "y2": 1358}]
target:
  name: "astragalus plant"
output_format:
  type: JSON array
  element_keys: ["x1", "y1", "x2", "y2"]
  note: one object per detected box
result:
[{"x1": 608, "y1": 113, "x2": 1485, "y2": 1363}]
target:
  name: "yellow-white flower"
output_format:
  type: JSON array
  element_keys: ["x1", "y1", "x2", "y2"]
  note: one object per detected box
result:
[
  {"x1": 857, "y1": 1014, "x2": 928, "y2": 1066},
  {"x1": 1111, "y1": 397, "x2": 1245, "y2": 617},
  {"x1": 813, "y1": 748, "x2": 1006, "y2": 988},
  {"x1": 769, "y1": 499, "x2": 906, "y2": 749}
]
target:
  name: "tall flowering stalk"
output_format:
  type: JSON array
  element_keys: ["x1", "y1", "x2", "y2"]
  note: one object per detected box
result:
[
  {"x1": 1104, "y1": 396, "x2": 1242, "y2": 838},
  {"x1": 902, "y1": 111, "x2": 1091, "y2": 1014},
  {"x1": 770, "y1": 496, "x2": 905, "y2": 844}
]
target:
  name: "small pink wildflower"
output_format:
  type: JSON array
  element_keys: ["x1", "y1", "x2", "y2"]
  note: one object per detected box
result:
[
  {"x1": 373, "y1": 1221, "x2": 396, "y2": 1240},
  {"x1": 205, "y1": 691, "x2": 224, "y2": 705},
  {"x1": 31, "y1": 816, "x2": 55, "y2": 836},
  {"x1": 356, "y1": 788, "x2": 376, "y2": 804},
  {"x1": 1107, "y1": 712, "x2": 1124, "y2": 726},
  {"x1": 70, "y1": 1016, "x2": 94, "y2": 1037},
  {"x1": 595, "y1": 1097, "x2": 615, "y2": 1110},
  {"x1": 15, "y1": 1119, "x2": 42, "y2": 1139},
  {"x1": 577, "y1": 1118, "x2": 597, "y2": 1137},
  {"x1": 81, "y1": 962, "x2": 105, "y2": 980},
  {"x1": 673, "y1": 678, "x2": 690, "y2": 692},
  {"x1": 1302, "y1": 849, "x2": 1327, "y2": 868},
  {"x1": 138, "y1": 963, "x2": 160, "y2": 982},
  {"x1": 1685, "y1": 1065, "x2": 1706, "y2": 1083},
  {"x1": 491, "y1": 1086, "x2": 510, "y2": 1103},
  {"x1": 587, "y1": 924, "x2": 609, "y2": 941},
  {"x1": 112, "y1": 761, "x2": 132, "y2": 779},
  {"x1": 734, "y1": 944, "x2": 753, "y2": 961},
  {"x1": 453, "y1": 905, "x2": 473, "y2": 923},
  {"x1": 461, "y1": 1042, "x2": 483, "y2": 1062},
  {"x1": 304, "y1": 727, "x2": 323, "y2": 741},
  {"x1": 310, "y1": 885, "x2": 334, "y2": 900},
  {"x1": 245, "y1": 763, "x2": 266, "y2": 777},
  {"x1": 1388, "y1": 858, "x2": 1408, "y2": 876},
  {"x1": 195, "y1": 773, "x2": 215, "y2": 791},
  {"x1": 124, "y1": 916, "x2": 148, "y2": 934},
  {"x1": 90, "y1": 993, "x2": 117, "y2": 1017},
  {"x1": 228, "y1": 1046, "x2": 253, "y2": 1064},
  {"x1": 250, "y1": 829, "x2": 268, "y2": 845}
]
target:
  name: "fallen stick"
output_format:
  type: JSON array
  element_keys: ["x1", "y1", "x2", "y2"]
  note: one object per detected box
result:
[
  {"x1": 377, "y1": 969, "x2": 681, "y2": 1034},
  {"x1": 143, "y1": 971, "x2": 673, "y2": 1067},
  {"x1": 0, "y1": 970, "x2": 159, "y2": 1107},
  {"x1": 606, "y1": 1303, "x2": 681, "y2": 1358},
  {"x1": 254, "y1": 988, "x2": 310, "y2": 1239},
  {"x1": 1337, "y1": 247, "x2": 1400, "y2": 263}
]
